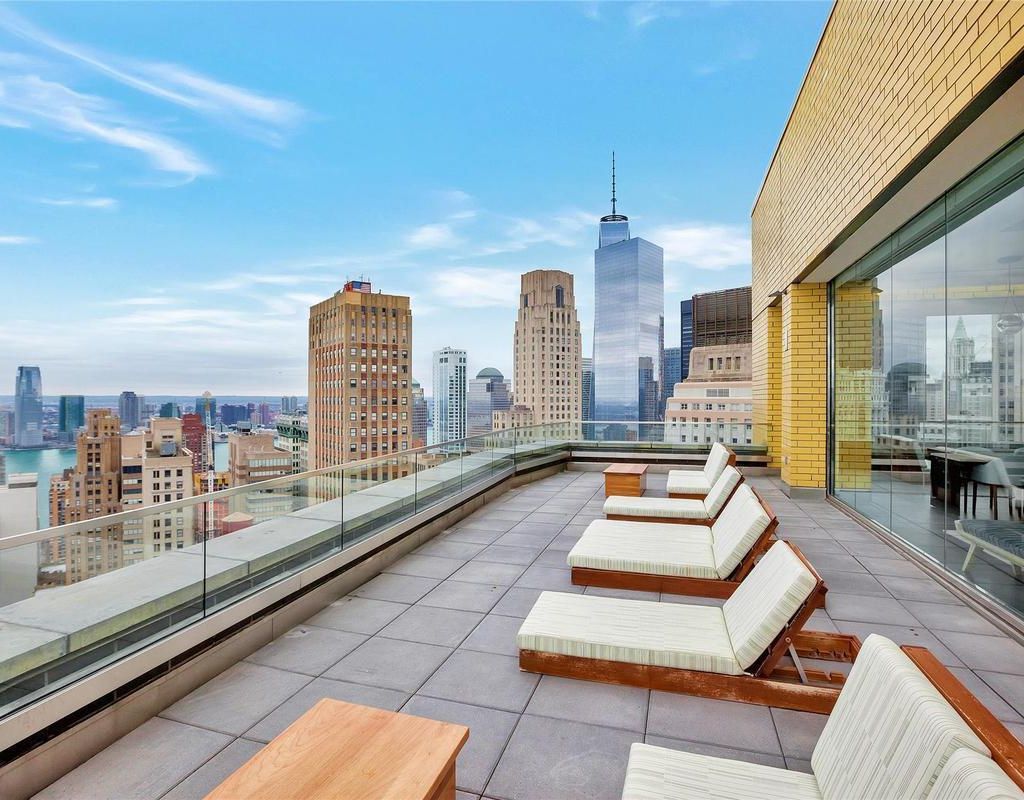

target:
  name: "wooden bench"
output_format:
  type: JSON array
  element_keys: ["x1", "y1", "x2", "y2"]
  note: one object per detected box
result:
[
  {"x1": 603, "y1": 463, "x2": 648, "y2": 497},
  {"x1": 205, "y1": 699, "x2": 469, "y2": 800}
]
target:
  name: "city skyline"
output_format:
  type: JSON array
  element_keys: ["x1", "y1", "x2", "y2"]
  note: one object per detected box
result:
[{"x1": 0, "y1": 3, "x2": 831, "y2": 395}]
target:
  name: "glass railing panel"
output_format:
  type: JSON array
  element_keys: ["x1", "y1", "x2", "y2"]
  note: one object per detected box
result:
[
  {"x1": 340, "y1": 456, "x2": 417, "y2": 549},
  {"x1": 414, "y1": 443, "x2": 464, "y2": 512}
]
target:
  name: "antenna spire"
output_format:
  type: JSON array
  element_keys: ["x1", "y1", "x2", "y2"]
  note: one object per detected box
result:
[{"x1": 611, "y1": 151, "x2": 617, "y2": 215}]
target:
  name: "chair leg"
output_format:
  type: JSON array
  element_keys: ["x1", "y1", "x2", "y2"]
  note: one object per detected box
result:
[
  {"x1": 962, "y1": 543, "x2": 977, "y2": 572},
  {"x1": 973, "y1": 482, "x2": 978, "y2": 516},
  {"x1": 992, "y1": 486, "x2": 998, "y2": 521}
]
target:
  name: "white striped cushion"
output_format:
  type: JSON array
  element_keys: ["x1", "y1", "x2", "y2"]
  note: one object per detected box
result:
[
  {"x1": 929, "y1": 749, "x2": 1023, "y2": 800},
  {"x1": 666, "y1": 470, "x2": 712, "y2": 495},
  {"x1": 704, "y1": 465, "x2": 742, "y2": 517},
  {"x1": 710, "y1": 484, "x2": 772, "y2": 579},
  {"x1": 566, "y1": 519, "x2": 717, "y2": 579},
  {"x1": 622, "y1": 743, "x2": 823, "y2": 800},
  {"x1": 517, "y1": 591, "x2": 741, "y2": 674},
  {"x1": 703, "y1": 442, "x2": 731, "y2": 483},
  {"x1": 604, "y1": 496, "x2": 709, "y2": 520},
  {"x1": 722, "y1": 540, "x2": 817, "y2": 670},
  {"x1": 811, "y1": 635, "x2": 989, "y2": 800}
]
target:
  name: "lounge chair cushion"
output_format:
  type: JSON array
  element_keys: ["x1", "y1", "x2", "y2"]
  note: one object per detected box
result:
[
  {"x1": 704, "y1": 466, "x2": 742, "y2": 517},
  {"x1": 957, "y1": 520, "x2": 1024, "y2": 560},
  {"x1": 811, "y1": 634, "x2": 989, "y2": 800},
  {"x1": 722, "y1": 540, "x2": 817, "y2": 670},
  {"x1": 566, "y1": 519, "x2": 717, "y2": 579},
  {"x1": 666, "y1": 470, "x2": 712, "y2": 495},
  {"x1": 704, "y1": 442, "x2": 732, "y2": 482},
  {"x1": 929, "y1": 749, "x2": 1024, "y2": 800},
  {"x1": 710, "y1": 484, "x2": 772, "y2": 579},
  {"x1": 603, "y1": 495, "x2": 709, "y2": 520},
  {"x1": 622, "y1": 743, "x2": 822, "y2": 800},
  {"x1": 516, "y1": 591, "x2": 742, "y2": 675}
]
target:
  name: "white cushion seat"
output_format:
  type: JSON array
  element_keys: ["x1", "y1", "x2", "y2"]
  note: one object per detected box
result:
[
  {"x1": 517, "y1": 590, "x2": 742, "y2": 674},
  {"x1": 603, "y1": 495, "x2": 709, "y2": 519},
  {"x1": 622, "y1": 743, "x2": 823, "y2": 800},
  {"x1": 566, "y1": 519, "x2": 717, "y2": 579},
  {"x1": 929, "y1": 748, "x2": 1024, "y2": 800},
  {"x1": 665, "y1": 471, "x2": 712, "y2": 495}
]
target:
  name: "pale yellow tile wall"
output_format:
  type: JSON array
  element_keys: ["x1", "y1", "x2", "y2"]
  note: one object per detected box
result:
[
  {"x1": 752, "y1": 0, "x2": 1024, "y2": 487},
  {"x1": 781, "y1": 284, "x2": 828, "y2": 488}
]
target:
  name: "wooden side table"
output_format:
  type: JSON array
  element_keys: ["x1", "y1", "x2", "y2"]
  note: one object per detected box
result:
[
  {"x1": 205, "y1": 699, "x2": 469, "y2": 800},
  {"x1": 604, "y1": 464, "x2": 648, "y2": 497}
]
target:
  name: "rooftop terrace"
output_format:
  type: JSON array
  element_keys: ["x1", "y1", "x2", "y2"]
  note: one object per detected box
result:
[{"x1": 28, "y1": 469, "x2": 1024, "y2": 800}]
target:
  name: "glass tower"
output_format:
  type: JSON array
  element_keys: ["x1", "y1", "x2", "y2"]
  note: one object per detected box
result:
[
  {"x1": 592, "y1": 158, "x2": 665, "y2": 427},
  {"x1": 14, "y1": 366, "x2": 43, "y2": 447}
]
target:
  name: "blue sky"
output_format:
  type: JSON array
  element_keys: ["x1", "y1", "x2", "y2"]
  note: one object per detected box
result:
[{"x1": 0, "y1": 1, "x2": 830, "y2": 396}]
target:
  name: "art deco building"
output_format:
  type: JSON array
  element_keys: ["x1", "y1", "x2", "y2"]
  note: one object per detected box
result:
[
  {"x1": 512, "y1": 269, "x2": 582, "y2": 425},
  {"x1": 308, "y1": 280, "x2": 413, "y2": 469}
]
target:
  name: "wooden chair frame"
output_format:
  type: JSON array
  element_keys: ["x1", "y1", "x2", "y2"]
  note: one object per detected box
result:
[
  {"x1": 667, "y1": 447, "x2": 738, "y2": 499},
  {"x1": 573, "y1": 488, "x2": 804, "y2": 603},
  {"x1": 521, "y1": 542, "x2": 856, "y2": 714},
  {"x1": 902, "y1": 645, "x2": 1024, "y2": 791},
  {"x1": 606, "y1": 475, "x2": 745, "y2": 527}
]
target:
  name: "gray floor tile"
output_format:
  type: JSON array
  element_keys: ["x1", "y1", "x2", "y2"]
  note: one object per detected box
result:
[
  {"x1": 475, "y1": 544, "x2": 543, "y2": 565},
  {"x1": 641, "y1": 736, "x2": 787, "y2": 769},
  {"x1": 647, "y1": 692, "x2": 781, "y2": 755},
  {"x1": 490, "y1": 587, "x2": 547, "y2": 618},
  {"x1": 839, "y1": 541, "x2": 901, "y2": 559},
  {"x1": 514, "y1": 565, "x2": 579, "y2": 592},
  {"x1": 945, "y1": 668, "x2": 1023, "y2": 723},
  {"x1": 493, "y1": 531, "x2": 554, "y2": 549},
  {"x1": 402, "y1": 695, "x2": 518, "y2": 795},
  {"x1": 825, "y1": 593, "x2": 920, "y2": 625},
  {"x1": 244, "y1": 677, "x2": 408, "y2": 742},
  {"x1": 161, "y1": 662, "x2": 310, "y2": 736},
  {"x1": 547, "y1": 532, "x2": 585, "y2": 551},
  {"x1": 160, "y1": 738, "x2": 263, "y2": 800},
  {"x1": 933, "y1": 630, "x2": 1024, "y2": 674},
  {"x1": 450, "y1": 561, "x2": 527, "y2": 586},
  {"x1": 414, "y1": 539, "x2": 487, "y2": 560},
  {"x1": 816, "y1": 570, "x2": 890, "y2": 597},
  {"x1": 444, "y1": 528, "x2": 506, "y2": 544},
  {"x1": 979, "y1": 670, "x2": 1024, "y2": 719},
  {"x1": 833, "y1": 621, "x2": 963, "y2": 667},
  {"x1": 384, "y1": 554, "x2": 466, "y2": 579},
  {"x1": 856, "y1": 556, "x2": 926, "y2": 579},
  {"x1": 304, "y1": 596, "x2": 409, "y2": 635},
  {"x1": 380, "y1": 605, "x2": 484, "y2": 647},
  {"x1": 874, "y1": 575, "x2": 960, "y2": 604},
  {"x1": 534, "y1": 549, "x2": 573, "y2": 568},
  {"x1": 804, "y1": 553, "x2": 866, "y2": 573},
  {"x1": 454, "y1": 518, "x2": 520, "y2": 532},
  {"x1": 245, "y1": 625, "x2": 367, "y2": 676},
  {"x1": 485, "y1": 715, "x2": 635, "y2": 800},
  {"x1": 323, "y1": 636, "x2": 452, "y2": 691},
  {"x1": 419, "y1": 650, "x2": 539, "y2": 712},
  {"x1": 460, "y1": 613, "x2": 523, "y2": 657},
  {"x1": 526, "y1": 675, "x2": 648, "y2": 733},
  {"x1": 786, "y1": 758, "x2": 814, "y2": 774},
  {"x1": 418, "y1": 579, "x2": 508, "y2": 613},
  {"x1": 351, "y1": 572, "x2": 441, "y2": 603},
  {"x1": 770, "y1": 708, "x2": 827, "y2": 759},
  {"x1": 36, "y1": 718, "x2": 231, "y2": 800},
  {"x1": 898, "y1": 601, "x2": 1004, "y2": 635}
]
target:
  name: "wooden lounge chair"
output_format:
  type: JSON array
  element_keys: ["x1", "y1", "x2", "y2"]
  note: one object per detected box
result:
[
  {"x1": 518, "y1": 540, "x2": 857, "y2": 714},
  {"x1": 569, "y1": 483, "x2": 784, "y2": 600},
  {"x1": 953, "y1": 519, "x2": 1024, "y2": 578},
  {"x1": 666, "y1": 442, "x2": 737, "y2": 499},
  {"x1": 620, "y1": 634, "x2": 1024, "y2": 798},
  {"x1": 604, "y1": 465, "x2": 744, "y2": 526}
]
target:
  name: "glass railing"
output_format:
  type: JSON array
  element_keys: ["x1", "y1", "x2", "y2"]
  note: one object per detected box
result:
[{"x1": 0, "y1": 422, "x2": 766, "y2": 721}]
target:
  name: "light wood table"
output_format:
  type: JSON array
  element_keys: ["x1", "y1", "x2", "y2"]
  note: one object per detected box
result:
[
  {"x1": 205, "y1": 699, "x2": 469, "y2": 800},
  {"x1": 604, "y1": 463, "x2": 648, "y2": 497}
]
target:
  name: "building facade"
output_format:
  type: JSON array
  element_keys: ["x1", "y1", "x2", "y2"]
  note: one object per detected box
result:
[
  {"x1": 592, "y1": 166, "x2": 664, "y2": 425},
  {"x1": 58, "y1": 395, "x2": 85, "y2": 444},
  {"x1": 410, "y1": 380, "x2": 428, "y2": 447},
  {"x1": 118, "y1": 391, "x2": 143, "y2": 432},
  {"x1": 493, "y1": 405, "x2": 535, "y2": 431},
  {"x1": 466, "y1": 368, "x2": 510, "y2": 437},
  {"x1": 665, "y1": 344, "x2": 753, "y2": 447},
  {"x1": 14, "y1": 366, "x2": 43, "y2": 448},
  {"x1": 194, "y1": 393, "x2": 217, "y2": 425},
  {"x1": 660, "y1": 346, "x2": 682, "y2": 417},
  {"x1": 432, "y1": 347, "x2": 467, "y2": 446},
  {"x1": 751, "y1": 0, "x2": 1024, "y2": 621},
  {"x1": 691, "y1": 286, "x2": 752, "y2": 348},
  {"x1": 181, "y1": 412, "x2": 209, "y2": 482},
  {"x1": 680, "y1": 299, "x2": 693, "y2": 380},
  {"x1": 512, "y1": 270, "x2": 582, "y2": 426},
  {"x1": 275, "y1": 412, "x2": 309, "y2": 473},
  {"x1": 581, "y1": 357, "x2": 594, "y2": 422},
  {"x1": 228, "y1": 426, "x2": 292, "y2": 486},
  {"x1": 308, "y1": 280, "x2": 413, "y2": 469}
]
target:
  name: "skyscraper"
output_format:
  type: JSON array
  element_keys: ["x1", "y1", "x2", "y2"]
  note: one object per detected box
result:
[
  {"x1": 661, "y1": 346, "x2": 682, "y2": 413},
  {"x1": 680, "y1": 299, "x2": 693, "y2": 380},
  {"x1": 581, "y1": 357, "x2": 594, "y2": 421},
  {"x1": 308, "y1": 280, "x2": 413, "y2": 468},
  {"x1": 467, "y1": 368, "x2": 510, "y2": 436},
  {"x1": 14, "y1": 366, "x2": 43, "y2": 448},
  {"x1": 118, "y1": 391, "x2": 142, "y2": 431},
  {"x1": 512, "y1": 270, "x2": 583, "y2": 425},
  {"x1": 692, "y1": 286, "x2": 752, "y2": 347},
  {"x1": 194, "y1": 392, "x2": 217, "y2": 425},
  {"x1": 58, "y1": 395, "x2": 85, "y2": 444},
  {"x1": 592, "y1": 156, "x2": 665, "y2": 424},
  {"x1": 159, "y1": 402, "x2": 181, "y2": 418},
  {"x1": 410, "y1": 380, "x2": 428, "y2": 447},
  {"x1": 432, "y1": 347, "x2": 467, "y2": 445}
]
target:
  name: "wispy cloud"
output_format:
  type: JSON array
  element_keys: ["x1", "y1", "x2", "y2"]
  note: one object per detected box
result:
[
  {"x1": 38, "y1": 195, "x2": 118, "y2": 209},
  {"x1": 103, "y1": 296, "x2": 173, "y2": 307},
  {"x1": 0, "y1": 234, "x2": 37, "y2": 245},
  {"x1": 0, "y1": 75, "x2": 211, "y2": 178},
  {"x1": 652, "y1": 222, "x2": 750, "y2": 270},
  {"x1": 430, "y1": 267, "x2": 521, "y2": 308},
  {"x1": 626, "y1": 2, "x2": 681, "y2": 29},
  {"x1": 407, "y1": 223, "x2": 461, "y2": 250}
]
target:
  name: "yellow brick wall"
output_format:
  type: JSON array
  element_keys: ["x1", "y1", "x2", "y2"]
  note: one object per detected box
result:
[
  {"x1": 751, "y1": 0, "x2": 1024, "y2": 488},
  {"x1": 752, "y1": 305, "x2": 781, "y2": 468},
  {"x1": 781, "y1": 284, "x2": 827, "y2": 489}
]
